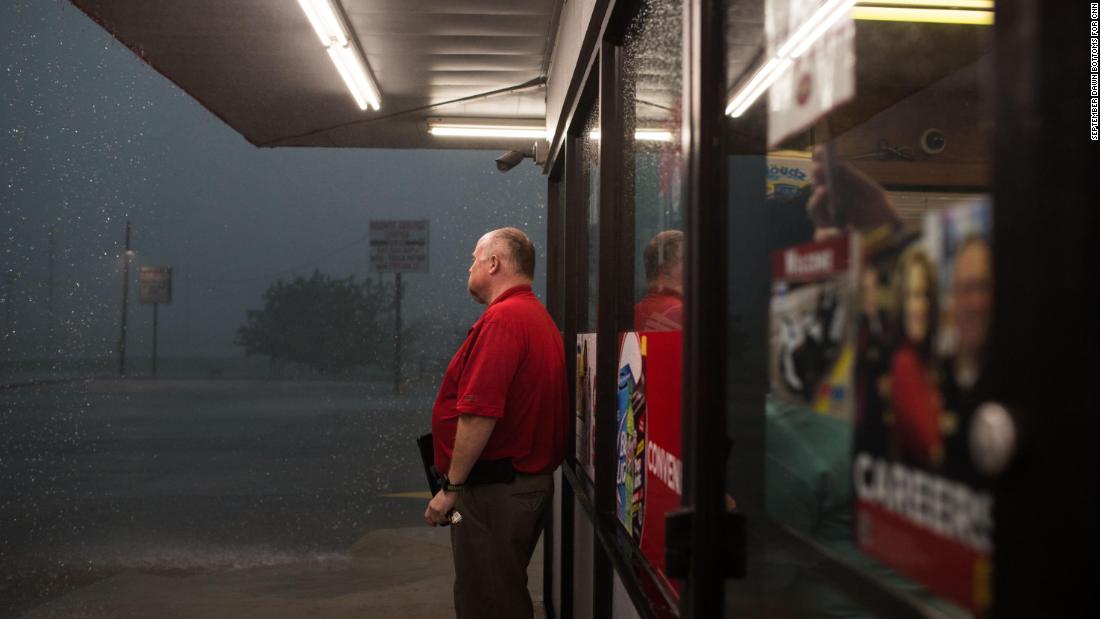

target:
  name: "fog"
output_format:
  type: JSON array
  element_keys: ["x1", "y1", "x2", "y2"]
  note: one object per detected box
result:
[
  {"x1": 1, "y1": 1, "x2": 549, "y2": 614},
  {"x1": 2, "y1": 1, "x2": 547, "y2": 368}
]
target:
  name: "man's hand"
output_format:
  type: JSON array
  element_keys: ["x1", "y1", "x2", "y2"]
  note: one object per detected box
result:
[{"x1": 424, "y1": 489, "x2": 458, "y2": 527}]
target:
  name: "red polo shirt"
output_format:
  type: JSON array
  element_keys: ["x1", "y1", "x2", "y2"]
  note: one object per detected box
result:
[
  {"x1": 431, "y1": 285, "x2": 568, "y2": 476},
  {"x1": 634, "y1": 289, "x2": 683, "y2": 331}
]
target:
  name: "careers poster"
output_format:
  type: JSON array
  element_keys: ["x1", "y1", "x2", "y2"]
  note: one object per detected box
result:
[{"x1": 853, "y1": 200, "x2": 994, "y2": 615}]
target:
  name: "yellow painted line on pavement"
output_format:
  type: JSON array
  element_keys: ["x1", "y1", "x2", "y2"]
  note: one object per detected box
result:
[{"x1": 382, "y1": 491, "x2": 433, "y2": 499}]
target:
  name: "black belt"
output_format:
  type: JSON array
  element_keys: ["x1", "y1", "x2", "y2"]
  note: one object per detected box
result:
[{"x1": 465, "y1": 458, "x2": 516, "y2": 485}]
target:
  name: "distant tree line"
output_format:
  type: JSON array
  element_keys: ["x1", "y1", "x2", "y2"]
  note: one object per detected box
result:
[{"x1": 236, "y1": 271, "x2": 391, "y2": 375}]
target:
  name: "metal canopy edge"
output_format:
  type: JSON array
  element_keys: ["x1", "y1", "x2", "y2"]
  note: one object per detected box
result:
[{"x1": 69, "y1": 0, "x2": 564, "y2": 152}]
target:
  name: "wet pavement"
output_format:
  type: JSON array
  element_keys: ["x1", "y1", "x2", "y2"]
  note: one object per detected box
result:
[
  {"x1": 0, "y1": 378, "x2": 524, "y2": 617},
  {"x1": 19, "y1": 527, "x2": 544, "y2": 619}
]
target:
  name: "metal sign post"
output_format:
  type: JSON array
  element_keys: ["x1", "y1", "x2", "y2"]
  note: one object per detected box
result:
[
  {"x1": 395, "y1": 271, "x2": 402, "y2": 394},
  {"x1": 118, "y1": 221, "x2": 133, "y2": 377},
  {"x1": 369, "y1": 220, "x2": 429, "y2": 394},
  {"x1": 139, "y1": 266, "x2": 172, "y2": 378}
]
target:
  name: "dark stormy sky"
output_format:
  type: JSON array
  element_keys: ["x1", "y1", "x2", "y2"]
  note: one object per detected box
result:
[{"x1": 1, "y1": 1, "x2": 547, "y2": 363}]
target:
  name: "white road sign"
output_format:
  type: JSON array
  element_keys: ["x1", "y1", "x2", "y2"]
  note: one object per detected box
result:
[
  {"x1": 139, "y1": 266, "x2": 172, "y2": 304},
  {"x1": 369, "y1": 220, "x2": 429, "y2": 273}
]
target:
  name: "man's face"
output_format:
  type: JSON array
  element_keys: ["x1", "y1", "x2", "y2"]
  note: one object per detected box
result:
[
  {"x1": 467, "y1": 238, "x2": 491, "y2": 304},
  {"x1": 952, "y1": 241, "x2": 992, "y2": 357}
]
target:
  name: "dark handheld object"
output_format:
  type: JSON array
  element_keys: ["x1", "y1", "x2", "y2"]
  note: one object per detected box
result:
[
  {"x1": 417, "y1": 433, "x2": 443, "y2": 495},
  {"x1": 417, "y1": 433, "x2": 461, "y2": 526}
]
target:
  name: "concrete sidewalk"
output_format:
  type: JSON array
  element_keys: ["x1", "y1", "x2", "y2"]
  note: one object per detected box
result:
[{"x1": 24, "y1": 528, "x2": 545, "y2": 618}]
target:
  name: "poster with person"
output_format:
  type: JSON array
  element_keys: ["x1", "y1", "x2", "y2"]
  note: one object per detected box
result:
[
  {"x1": 853, "y1": 199, "x2": 994, "y2": 616},
  {"x1": 768, "y1": 234, "x2": 857, "y2": 420}
]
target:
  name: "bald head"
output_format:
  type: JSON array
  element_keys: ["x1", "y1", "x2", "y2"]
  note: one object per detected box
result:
[
  {"x1": 481, "y1": 227, "x2": 536, "y2": 279},
  {"x1": 644, "y1": 230, "x2": 683, "y2": 282},
  {"x1": 468, "y1": 227, "x2": 536, "y2": 305}
]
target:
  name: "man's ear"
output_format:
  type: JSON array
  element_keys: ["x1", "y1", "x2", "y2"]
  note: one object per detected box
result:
[{"x1": 488, "y1": 255, "x2": 500, "y2": 275}]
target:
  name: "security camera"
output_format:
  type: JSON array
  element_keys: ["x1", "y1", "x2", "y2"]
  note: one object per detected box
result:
[
  {"x1": 920, "y1": 128, "x2": 946, "y2": 155},
  {"x1": 495, "y1": 150, "x2": 527, "y2": 172}
]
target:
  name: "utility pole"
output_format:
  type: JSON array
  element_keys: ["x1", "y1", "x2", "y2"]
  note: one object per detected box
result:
[
  {"x1": 117, "y1": 220, "x2": 132, "y2": 377},
  {"x1": 2, "y1": 272, "x2": 13, "y2": 348},
  {"x1": 47, "y1": 227, "x2": 55, "y2": 347},
  {"x1": 151, "y1": 302, "x2": 158, "y2": 378},
  {"x1": 394, "y1": 272, "x2": 402, "y2": 395}
]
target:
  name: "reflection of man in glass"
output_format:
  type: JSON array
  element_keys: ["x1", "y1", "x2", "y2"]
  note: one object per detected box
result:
[
  {"x1": 940, "y1": 236, "x2": 993, "y2": 487},
  {"x1": 888, "y1": 248, "x2": 943, "y2": 468},
  {"x1": 634, "y1": 230, "x2": 683, "y2": 332}
]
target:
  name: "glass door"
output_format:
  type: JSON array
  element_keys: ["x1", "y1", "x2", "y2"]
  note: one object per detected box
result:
[
  {"x1": 720, "y1": 1, "x2": 1099, "y2": 617},
  {"x1": 723, "y1": 0, "x2": 1002, "y2": 616}
]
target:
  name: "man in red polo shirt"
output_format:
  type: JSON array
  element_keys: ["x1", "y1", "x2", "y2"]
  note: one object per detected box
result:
[
  {"x1": 634, "y1": 230, "x2": 684, "y2": 331},
  {"x1": 424, "y1": 227, "x2": 567, "y2": 619}
]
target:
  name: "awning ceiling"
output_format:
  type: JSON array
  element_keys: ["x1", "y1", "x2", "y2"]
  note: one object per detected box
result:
[
  {"x1": 71, "y1": 0, "x2": 559, "y2": 150},
  {"x1": 72, "y1": 1, "x2": 988, "y2": 154}
]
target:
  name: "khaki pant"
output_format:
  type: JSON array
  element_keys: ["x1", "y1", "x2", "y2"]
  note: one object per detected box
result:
[{"x1": 450, "y1": 473, "x2": 553, "y2": 619}]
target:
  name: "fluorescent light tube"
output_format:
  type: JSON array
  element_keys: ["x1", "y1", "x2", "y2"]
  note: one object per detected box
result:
[
  {"x1": 777, "y1": 0, "x2": 855, "y2": 57},
  {"x1": 726, "y1": 0, "x2": 853, "y2": 118},
  {"x1": 852, "y1": 7, "x2": 993, "y2": 24},
  {"x1": 298, "y1": 0, "x2": 381, "y2": 111},
  {"x1": 856, "y1": 0, "x2": 993, "y2": 8},
  {"x1": 297, "y1": 0, "x2": 347, "y2": 47},
  {"x1": 789, "y1": 0, "x2": 858, "y2": 57},
  {"x1": 636, "y1": 130, "x2": 674, "y2": 142},
  {"x1": 584, "y1": 129, "x2": 675, "y2": 142},
  {"x1": 427, "y1": 122, "x2": 669, "y2": 141},
  {"x1": 429, "y1": 125, "x2": 547, "y2": 139},
  {"x1": 332, "y1": 45, "x2": 380, "y2": 110},
  {"x1": 726, "y1": 0, "x2": 993, "y2": 117},
  {"x1": 297, "y1": 0, "x2": 332, "y2": 47},
  {"x1": 727, "y1": 57, "x2": 792, "y2": 118},
  {"x1": 327, "y1": 47, "x2": 368, "y2": 110}
]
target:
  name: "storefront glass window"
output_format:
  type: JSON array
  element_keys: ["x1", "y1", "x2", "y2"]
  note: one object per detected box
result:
[
  {"x1": 725, "y1": 1, "x2": 994, "y2": 616},
  {"x1": 0, "y1": 3, "x2": 550, "y2": 613},
  {"x1": 627, "y1": 0, "x2": 685, "y2": 335},
  {"x1": 581, "y1": 102, "x2": 601, "y2": 334},
  {"x1": 618, "y1": 0, "x2": 684, "y2": 605},
  {"x1": 574, "y1": 102, "x2": 602, "y2": 484}
]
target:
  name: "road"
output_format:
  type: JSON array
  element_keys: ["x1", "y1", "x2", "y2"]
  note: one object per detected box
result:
[{"x1": 0, "y1": 378, "x2": 439, "y2": 615}]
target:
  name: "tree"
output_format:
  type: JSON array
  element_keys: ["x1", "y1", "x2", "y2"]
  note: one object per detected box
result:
[{"x1": 236, "y1": 271, "x2": 391, "y2": 374}]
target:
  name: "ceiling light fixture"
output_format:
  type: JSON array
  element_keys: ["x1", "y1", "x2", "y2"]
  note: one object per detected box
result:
[
  {"x1": 635, "y1": 129, "x2": 674, "y2": 142},
  {"x1": 857, "y1": 0, "x2": 992, "y2": 8},
  {"x1": 296, "y1": 0, "x2": 380, "y2": 111},
  {"x1": 852, "y1": 5, "x2": 993, "y2": 25},
  {"x1": 586, "y1": 129, "x2": 675, "y2": 142},
  {"x1": 725, "y1": 0, "x2": 992, "y2": 118},
  {"x1": 726, "y1": 0, "x2": 855, "y2": 118},
  {"x1": 428, "y1": 125, "x2": 547, "y2": 139},
  {"x1": 426, "y1": 120, "x2": 547, "y2": 139},
  {"x1": 426, "y1": 121, "x2": 671, "y2": 142}
]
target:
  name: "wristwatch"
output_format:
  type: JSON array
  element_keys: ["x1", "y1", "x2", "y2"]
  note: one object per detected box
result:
[{"x1": 439, "y1": 474, "x2": 465, "y2": 493}]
